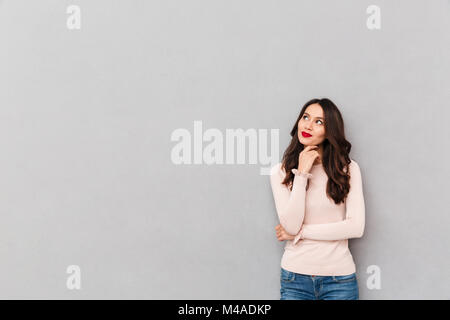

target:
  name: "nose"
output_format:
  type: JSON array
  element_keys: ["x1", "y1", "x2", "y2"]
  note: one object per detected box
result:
[{"x1": 304, "y1": 120, "x2": 313, "y2": 131}]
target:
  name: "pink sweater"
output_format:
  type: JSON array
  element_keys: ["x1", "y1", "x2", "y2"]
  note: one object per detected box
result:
[{"x1": 270, "y1": 159, "x2": 365, "y2": 276}]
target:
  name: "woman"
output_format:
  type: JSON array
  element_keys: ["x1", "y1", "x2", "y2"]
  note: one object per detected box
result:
[{"x1": 270, "y1": 98, "x2": 365, "y2": 300}]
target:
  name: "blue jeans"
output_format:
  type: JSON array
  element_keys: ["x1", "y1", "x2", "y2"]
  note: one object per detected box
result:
[{"x1": 280, "y1": 267, "x2": 359, "y2": 300}]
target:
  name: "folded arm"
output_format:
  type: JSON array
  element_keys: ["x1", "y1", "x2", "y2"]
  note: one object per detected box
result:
[{"x1": 293, "y1": 160, "x2": 365, "y2": 244}]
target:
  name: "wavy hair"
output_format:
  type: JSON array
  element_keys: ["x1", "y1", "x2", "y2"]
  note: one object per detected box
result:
[{"x1": 281, "y1": 98, "x2": 352, "y2": 204}]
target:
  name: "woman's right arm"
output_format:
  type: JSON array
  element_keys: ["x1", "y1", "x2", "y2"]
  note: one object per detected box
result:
[{"x1": 269, "y1": 163, "x2": 312, "y2": 235}]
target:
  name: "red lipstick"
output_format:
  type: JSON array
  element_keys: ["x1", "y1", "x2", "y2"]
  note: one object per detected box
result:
[{"x1": 301, "y1": 131, "x2": 312, "y2": 137}]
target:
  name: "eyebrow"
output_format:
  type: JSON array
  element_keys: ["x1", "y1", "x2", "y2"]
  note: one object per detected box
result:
[{"x1": 304, "y1": 112, "x2": 324, "y2": 120}]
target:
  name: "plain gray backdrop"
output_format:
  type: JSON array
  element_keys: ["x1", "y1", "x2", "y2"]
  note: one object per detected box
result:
[{"x1": 0, "y1": 0, "x2": 449, "y2": 299}]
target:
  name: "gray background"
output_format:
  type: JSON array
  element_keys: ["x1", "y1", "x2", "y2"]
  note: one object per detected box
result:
[{"x1": 0, "y1": 0, "x2": 449, "y2": 299}]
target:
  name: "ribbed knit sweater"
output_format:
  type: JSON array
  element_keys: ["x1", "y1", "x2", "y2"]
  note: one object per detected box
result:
[{"x1": 270, "y1": 159, "x2": 365, "y2": 276}]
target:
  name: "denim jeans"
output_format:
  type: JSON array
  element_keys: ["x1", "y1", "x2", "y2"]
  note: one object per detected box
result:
[{"x1": 280, "y1": 267, "x2": 359, "y2": 300}]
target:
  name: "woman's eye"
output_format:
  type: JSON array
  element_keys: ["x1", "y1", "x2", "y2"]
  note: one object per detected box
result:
[{"x1": 303, "y1": 115, "x2": 323, "y2": 125}]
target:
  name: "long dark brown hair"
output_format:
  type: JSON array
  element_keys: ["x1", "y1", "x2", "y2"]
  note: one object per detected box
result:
[{"x1": 281, "y1": 98, "x2": 352, "y2": 205}]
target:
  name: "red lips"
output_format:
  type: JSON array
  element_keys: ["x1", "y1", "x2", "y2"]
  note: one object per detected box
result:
[{"x1": 301, "y1": 131, "x2": 312, "y2": 137}]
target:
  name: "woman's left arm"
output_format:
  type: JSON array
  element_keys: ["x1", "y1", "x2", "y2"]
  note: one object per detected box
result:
[{"x1": 293, "y1": 160, "x2": 365, "y2": 244}]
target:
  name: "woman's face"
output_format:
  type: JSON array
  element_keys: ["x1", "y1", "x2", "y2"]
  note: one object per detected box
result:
[{"x1": 297, "y1": 103, "x2": 326, "y2": 146}]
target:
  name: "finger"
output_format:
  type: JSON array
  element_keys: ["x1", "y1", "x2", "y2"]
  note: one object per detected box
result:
[{"x1": 307, "y1": 148, "x2": 319, "y2": 153}]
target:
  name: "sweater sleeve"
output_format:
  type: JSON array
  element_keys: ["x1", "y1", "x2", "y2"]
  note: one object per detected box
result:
[
  {"x1": 295, "y1": 160, "x2": 365, "y2": 242},
  {"x1": 269, "y1": 163, "x2": 313, "y2": 235}
]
